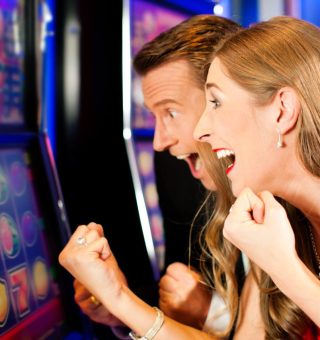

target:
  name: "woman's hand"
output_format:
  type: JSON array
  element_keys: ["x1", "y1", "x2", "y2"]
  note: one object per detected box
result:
[
  {"x1": 59, "y1": 222, "x2": 124, "y2": 308},
  {"x1": 223, "y1": 188, "x2": 297, "y2": 277}
]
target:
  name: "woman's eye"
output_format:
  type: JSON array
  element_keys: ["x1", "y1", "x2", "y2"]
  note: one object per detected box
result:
[
  {"x1": 168, "y1": 110, "x2": 178, "y2": 118},
  {"x1": 210, "y1": 99, "x2": 220, "y2": 109}
]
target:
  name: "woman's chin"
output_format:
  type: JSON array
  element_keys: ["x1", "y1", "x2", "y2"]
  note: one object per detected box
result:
[{"x1": 230, "y1": 182, "x2": 243, "y2": 198}]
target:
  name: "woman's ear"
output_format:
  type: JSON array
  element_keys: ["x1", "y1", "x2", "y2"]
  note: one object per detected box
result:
[{"x1": 276, "y1": 87, "x2": 301, "y2": 134}]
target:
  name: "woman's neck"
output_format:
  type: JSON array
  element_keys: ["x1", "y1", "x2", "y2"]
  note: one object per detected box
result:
[{"x1": 277, "y1": 168, "x2": 320, "y2": 242}]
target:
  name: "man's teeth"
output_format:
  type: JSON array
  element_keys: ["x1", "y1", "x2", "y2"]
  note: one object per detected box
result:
[
  {"x1": 195, "y1": 157, "x2": 201, "y2": 171},
  {"x1": 176, "y1": 153, "x2": 201, "y2": 172},
  {"x1": 216, "y1": 149, "x2": 235, "y2": 159},
  {"x1": 176, "y1": 154, "x2": 190, "y2": 160}
]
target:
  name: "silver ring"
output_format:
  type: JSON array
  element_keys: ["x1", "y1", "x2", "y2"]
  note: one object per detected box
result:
[{"x1": 76, "y1": 236, "x2": 87, "y2": 246}]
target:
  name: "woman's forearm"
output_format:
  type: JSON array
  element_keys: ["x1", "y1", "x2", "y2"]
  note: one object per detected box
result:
[
  {"x1": 271, "y1": 255, "x2": 320, "y2": 326},
  {"x1": 102, "y1": 285, "x2": 217, "y2": 340}
]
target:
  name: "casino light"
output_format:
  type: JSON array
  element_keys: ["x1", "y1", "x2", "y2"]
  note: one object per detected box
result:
[
  {"x1": 123, "y1": 127, "x2": 132, "y2": 140},
  {"x1": 214, "y1": 4, "x2": 224, "y2": 15},
  {"x1": 212, "y1": 1, "x2": 224, "y2": 16}
]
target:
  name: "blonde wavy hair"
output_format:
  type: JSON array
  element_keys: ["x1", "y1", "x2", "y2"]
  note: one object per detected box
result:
[
  {"x1": 197, "y1": 16, "x2": 320, "y2": 339},
  {"x1": 196, "y1": 142, "x2": 239, "y2": 337}
]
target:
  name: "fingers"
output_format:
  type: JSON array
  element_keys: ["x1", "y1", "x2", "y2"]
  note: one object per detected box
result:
[
  {"x1": 60, "y1": 224, "x2": 111, "y2": 269},
  {"x1": 70, "y1": 223, "x2": 109, "y2": 256},
  {"x1": 74, "y1": 286, "x2": 92, "y2": 305},
  {"x1": 259, "y1": 191, "x2": 282, "y2": 210},
  {"x1": 87, "y1": 222, "x2": 104, "y2": 237},
  {"x1": 68, "y1": 223, "x2": 104, "y2": 245},
  {"x1": 84, "y1": 237, "x2": 111, "y2": 260},
  {"x1": 159, "y1": 274, "x2": 178, "y2": 293},
  {"x1": 160, "y1": 263, "x2": 201, "y2": 295},
  {"x1": 231, "y1": 187, "x2": 265, "y2": 224},
  {"x1": 224, "y1": 187, "x2": 265, "y2": 243},
  {"x1": 166, "y1": 262, "x2": 200, "y2": 282},
  {"x1": 259, "y1": 191, "x2": 289, "y2": 222},
  {"x1": 83, "y1": 229, "x2": 102, "y2": 244},
  {"x1": 68, "y1": 225, "x2": 90, "y2": 246},
  {"x1": 74, "y1": 279, "x2": 90, "y2": 301},
  {"x1": 166, "y1": 262, "x2": 190, "y2": 280}
]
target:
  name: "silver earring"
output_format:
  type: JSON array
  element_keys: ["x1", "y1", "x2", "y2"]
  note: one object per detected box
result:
[{"x1": 276, "y1": 127, "x2": 283, "y2": 148}]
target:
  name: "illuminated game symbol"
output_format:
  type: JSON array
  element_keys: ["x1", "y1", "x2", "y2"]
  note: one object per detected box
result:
[
  {"x1": 21, "y1": 211, "x2": 38, "y2": 247},
  {"x1": 0, "y1": 280, "x2": 9, "y2": 326},
  {"x1": 9, "y1": 267, "x2": 29, "y2": 317},
  {"x1": 0, "y1": 165, "x2": 8, "y2": 204},
  {"x1": 33, "y1": 259, "x2": 49, "y2": 299},
  {"x1": 10, "y1": 160, "x2": 27, "y2": 196},
  {"x1": 138, "y1": 150, "x2": 153, "y2": 176},
  {"x1": 0, "y1": 213, "x2": 20, "y2": 258},
  {"x1": 144, "y1": 182, "x2": 158, "y2": 209},
  {"x1": 150, "y1": 214, "x2": 163, "y2": 242}
]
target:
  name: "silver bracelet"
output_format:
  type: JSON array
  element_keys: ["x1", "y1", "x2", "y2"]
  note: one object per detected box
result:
[{"x1": 129, "y1": 307, "x2": 164, "y2": 340}]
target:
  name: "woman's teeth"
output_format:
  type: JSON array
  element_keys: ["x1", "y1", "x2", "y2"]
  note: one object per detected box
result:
[{"x1": 216, "y1": 149, "x2": 235, "y2": 159}]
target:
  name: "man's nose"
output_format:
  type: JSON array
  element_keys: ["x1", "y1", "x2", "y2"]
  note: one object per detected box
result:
[{"x1": 153, "y1": 125, "x2": 176, "y2": 152}]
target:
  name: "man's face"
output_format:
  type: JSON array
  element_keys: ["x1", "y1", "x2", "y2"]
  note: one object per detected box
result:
[{"x1": 141, "y1": 60, "x2": 215, "y2": 190}]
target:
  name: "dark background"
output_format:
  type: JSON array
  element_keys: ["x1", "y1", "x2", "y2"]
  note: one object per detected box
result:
[
  {"x1": 55, "y1": 0, "x2": 154, "y2": 293},
  {"x1": 54, "y1": 1, "x2": 205, "y2": 338}
]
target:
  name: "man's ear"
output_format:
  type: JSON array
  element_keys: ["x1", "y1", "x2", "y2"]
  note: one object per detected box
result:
[{"x1": 276, "y1": 87, "x2": 301, "y2": 134}]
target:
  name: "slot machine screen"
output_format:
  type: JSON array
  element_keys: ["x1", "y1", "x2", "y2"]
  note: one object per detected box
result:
[
  {"x1": 0, "y1": 0, "x2": 25, "y2": 126},
  {"x1": 0, "y1": 0, "x2": 86, "y2": 338},
  {"x1": 0, "y1": 138, "x2": 70, "y2": 339}
]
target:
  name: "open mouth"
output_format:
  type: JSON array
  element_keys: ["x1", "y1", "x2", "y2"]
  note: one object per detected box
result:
[
  {"x1": 176, "y1": 153, "x2": 202, "y2": 178},
  {"x1": 215, "y1": 149, "x2": 235, "y2": 175}
]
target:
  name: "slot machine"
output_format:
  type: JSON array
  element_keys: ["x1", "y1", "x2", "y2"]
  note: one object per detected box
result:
[{"x1": 0, "y1": 0, "x2": 87, "y2": 338}]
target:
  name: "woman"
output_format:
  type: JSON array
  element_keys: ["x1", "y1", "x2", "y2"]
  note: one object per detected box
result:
[{"x1": 194, "y1": 15, "x2": 320, "y2": 338}]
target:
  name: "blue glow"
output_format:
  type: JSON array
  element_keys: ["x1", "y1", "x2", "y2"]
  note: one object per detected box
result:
[
  {"x1": 152, "y1": 0, "x2": 213, "y2": 14},
  {"x1": 240, "y1": 0, "x2": 258, "y2": 27},
  {"x1": 41, "y1": 0, "x2": 56, "y2": 156},
  {"x1": 301, "y1": 0, "x2": 320, "y2": 26},
  {"x1": 150, "y1": 0, "x2": 233, "y2": 21}
]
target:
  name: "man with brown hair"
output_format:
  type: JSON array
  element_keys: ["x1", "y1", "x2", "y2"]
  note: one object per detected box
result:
[{"x1": 73, "y1": 14, "x2": 241, "y2": 338}]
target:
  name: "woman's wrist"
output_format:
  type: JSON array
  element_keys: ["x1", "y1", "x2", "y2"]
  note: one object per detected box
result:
[
  {"x1": 111, "y1": 286, "x2": 166, "y2": 337},
  {"x1": 129, "y1": 307, "x2": 164, "y2": 340},
  {"x1": 97, "y1": 281, "x2": 128, "y2": 316},
  {"x1": 270, "y1": 253, "x2": 318, "y2": 300},
  {"x1": 269, "y1": 252, "x2": 302, "y2": 288}
]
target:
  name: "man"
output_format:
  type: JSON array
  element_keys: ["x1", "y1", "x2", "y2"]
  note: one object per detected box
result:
[{"x1": 73, "y1": 14, "x2": 241, "y2": 337}]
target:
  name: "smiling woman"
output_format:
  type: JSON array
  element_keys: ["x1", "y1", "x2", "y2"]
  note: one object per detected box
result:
[
  {"x1": 196, "y1": 56, "x2": 281, "y2": 197},
  {"x1": 195, "y1": 15, "x2": 320, "y2": 339}
]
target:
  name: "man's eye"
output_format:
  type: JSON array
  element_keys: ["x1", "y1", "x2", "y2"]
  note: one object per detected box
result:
[
  {"x1": 168, "y1": 110, "x2": 178, "y2": 118},
  {"x1": 210, "y1": 99, "x2": 220, "y2": 109}
]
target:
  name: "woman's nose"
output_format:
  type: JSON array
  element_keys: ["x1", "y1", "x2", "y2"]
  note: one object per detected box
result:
[{"x1": 193, "y1": 112, "x2": 212, "y2": 143}]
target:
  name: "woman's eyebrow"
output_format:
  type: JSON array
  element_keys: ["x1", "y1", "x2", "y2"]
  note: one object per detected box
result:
[{"x1": 205, "y1": 82, "x2": 221, "y2": 91}]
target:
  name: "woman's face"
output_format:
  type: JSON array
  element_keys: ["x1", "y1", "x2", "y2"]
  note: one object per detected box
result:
[{"x1": 194, "y1": 57, "x2": 280, "y2": 197}]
